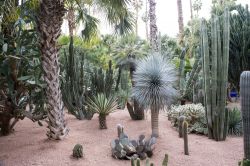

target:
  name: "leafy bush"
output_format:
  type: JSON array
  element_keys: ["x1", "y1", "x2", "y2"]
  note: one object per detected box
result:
[
  {"x1": 228, "y1": 107, "x2": 242, "y2": 136},
  {"x1": 167, "y1": 103, "x2": 207, "y2": 134}
]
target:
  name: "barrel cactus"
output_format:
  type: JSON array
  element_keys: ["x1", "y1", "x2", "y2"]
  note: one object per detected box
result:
[
  {"x1": 240, "y1": 71, "x2": 250, "y2": 161},
  {"x1": 72, "y1": 144, "x2": 83, "y2": 159}
]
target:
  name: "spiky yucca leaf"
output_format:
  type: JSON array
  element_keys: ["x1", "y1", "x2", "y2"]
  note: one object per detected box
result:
[
  {"x1": 87, "y1": 94, "x2": 118, "y2": 116},
  {"x1": 132, "y1": 53, "x2": 178, "y2": 110}
]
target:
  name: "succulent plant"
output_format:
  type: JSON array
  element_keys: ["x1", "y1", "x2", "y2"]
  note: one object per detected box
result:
[
  {"x1": 240, "y1": 71, "x2": 250, "y2": 161},
  {"x1": 178, "y1": 116, "x2": 186, "y2": 138},
  {"x1": 130, "y1": 154, "x2": 169, "y2": 166},
  {"x1": 86, "y1": 94, "x2": 117, "y2": 129},
  {"x1": 200, "y1": 8, "x2": 230, "y2": 141},
  {"x1": 73, "y1": 144, "x2": 83, "y2": 159},
  {"x1": 183, "y1": 121, "x2": 189, "y2": 155},
  {"x1": 111, "y1": 124, "x2": 156, "y2": 160}
]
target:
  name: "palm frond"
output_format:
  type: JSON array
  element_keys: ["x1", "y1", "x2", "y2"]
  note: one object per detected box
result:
[{"x1": 76, "y1": 6, "x2": 99, "y2": 40}]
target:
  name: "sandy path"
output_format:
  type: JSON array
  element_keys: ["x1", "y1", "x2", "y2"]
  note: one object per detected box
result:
[{"x1": 0, "y1": 110, "x2": 243, "y2": 166}]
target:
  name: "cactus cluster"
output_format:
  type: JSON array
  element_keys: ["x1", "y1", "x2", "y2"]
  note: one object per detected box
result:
[
  {"x1": 200, "y1": 8, "x2": 230, "y2": 141},
  {"x1": 131, "y1": 154, "x2": 169, "y2": 166},
  {"x1": 111, "y1": 124, "x2": 156, "y2": 160},
  {"x1": 91, "y1": 60, "x2": 114, "y2": 98},
  {"x1": 240, "y1": 71, "x2": 250, "y2": 161},
  {"x1": 72, "y1": 144, "x2": 84, "y2": 159}
]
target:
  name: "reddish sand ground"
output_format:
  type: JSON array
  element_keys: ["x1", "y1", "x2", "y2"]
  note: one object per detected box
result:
[{"x1": 0, "y1": 110, "x2": 243, "y2": 166}]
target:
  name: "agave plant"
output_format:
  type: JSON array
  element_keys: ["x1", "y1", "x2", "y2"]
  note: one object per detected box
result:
[
  {"x1": 132, "y1": 54, "x2": 178, "y2": 137},
  {"x1": 87, "y1": 94, "x2": 118, "y2": 129}
]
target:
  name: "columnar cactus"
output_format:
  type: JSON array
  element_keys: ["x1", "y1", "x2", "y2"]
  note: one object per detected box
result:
[
  {"x1": 178, "y1": 116, "x2": 185, "y2": 138},
  {"x1": 183, "y1": 121, "x2": 189, "y2": 155},
  {"x1": 240, "y1": 71, "x2": 250, "y2": 160},
  {"x1": 200, "y1": 8, "x2": 230, "y2": 141}
]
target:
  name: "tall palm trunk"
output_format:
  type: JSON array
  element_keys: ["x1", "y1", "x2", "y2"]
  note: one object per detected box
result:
[
  {"x1": 37, "y1": 0, "x2": 69, "y2": 140},
  {"x1": 190, "y1": 0, "x2": 193, "y2": 20},
  {"x1": 67, "y1": 7, "x2": 75, "y2": 38},
  {"x1": 149, "y1": 0, "x2": 159, "y2": 52},
  {"x1": 151, "y1": 107, "x2": 159, "y2": 137},
  {"x1": 177, "y1": 0, "x2": 184, "y2": 41}
]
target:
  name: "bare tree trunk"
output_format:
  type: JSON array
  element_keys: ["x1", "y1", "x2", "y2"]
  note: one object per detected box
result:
[
  {"x1": 190, "y1": 0, "x2": 193, "y2": 20},
  {"x1": 151, "y1": 107, "x2": 159, "y2": 137},
  {"x1": 177, "y1": 0, "x2": 184, "y2": 41},
  {"x1": 37, "y1": 0, "x2": 69, "y2": 140},
  {"x1": 67, "y1": 7, "x2": 75, "y2": 38},
  {"x1": 149, "y1": 0, "x2": 159, "y2": 52}
]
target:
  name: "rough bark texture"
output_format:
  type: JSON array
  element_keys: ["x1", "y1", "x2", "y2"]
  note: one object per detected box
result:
[
  {"x1": 177, "y1": 0, "x2": 184, "y2": 40},
  {"x1": 149, "y1": 0, "x2": 159, "y2": 52},
  {"x1": 37, "y1": 0, "x2": 69, "y2": 140},
  {"x1": 240, "y1": 71, "x2": 250, "y2": 160},
  {"x1": 151, "y1": 107, "x2": 159, "y2": 137},
  {"x1": 99, "y1": 115, "x2": 107, "y2": 129},
  {"x1": 67, "y1": 7, "x2": 75, "y2": 38}
]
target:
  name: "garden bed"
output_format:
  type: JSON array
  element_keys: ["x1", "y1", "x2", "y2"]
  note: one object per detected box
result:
[{"x1": 0, "y1": 110, "x2": 243, "y2": 166}]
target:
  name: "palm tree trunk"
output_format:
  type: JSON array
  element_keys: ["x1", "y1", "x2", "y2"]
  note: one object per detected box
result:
[
  {"x1": 37, "y1": 0, "x2": 69, "y2": 140},
  {"x1": 149, "y1": 0, "x2": 159, "y2": 52},
  {"x1": 67, "y1": 7, "x2": 75, "y2": 38},
  {"x1": 99, "y1": 115, "x2": 107, "y2": 129},
  {"x1": 190, "y1": 0, "x2": 193, "y2": 20},
  {"x1": 177, "y1": 0, "x2": 184, "y2": 41},
  {"x1": 151, "y1": 107, "x2": 159, "y2": 137}
]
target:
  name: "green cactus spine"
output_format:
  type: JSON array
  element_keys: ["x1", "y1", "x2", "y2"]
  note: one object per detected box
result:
[
  {"x1": 200, "y1": 8, "x2": 230, "y2": 141},
  {"x1": 183, "y1": 121, "x2": 189, "y2": 155},
  {"x1": 240, "y1": 71, "x2": 250, "y2": 160}
]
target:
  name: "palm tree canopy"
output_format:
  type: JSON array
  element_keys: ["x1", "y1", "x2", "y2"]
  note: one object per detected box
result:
[{"x1": 132, "y1": 53, "x2": 179, "y2": 110}]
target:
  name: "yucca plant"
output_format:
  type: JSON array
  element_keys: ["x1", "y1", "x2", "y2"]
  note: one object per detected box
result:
[
  {"x1": 87, "y1": 94, "x2": 118, "y2": 129},
  {"x1": 132, "y1": 54, "x2": 178, "y2": 137}
]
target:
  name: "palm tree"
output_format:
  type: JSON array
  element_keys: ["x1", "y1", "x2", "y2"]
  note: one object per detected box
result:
[
  {"x1": 177, "y1": 0, "x2": 184, "y2": 41},
  {"x1": 149, "y1": 0, "x2": 158, "y2": 51},
  {"x1": 132, "y1": 54, "x2": 178, "y2": 137},
  {"x1": 36, "y1": 0, "x2": 134, "y2": 140}
]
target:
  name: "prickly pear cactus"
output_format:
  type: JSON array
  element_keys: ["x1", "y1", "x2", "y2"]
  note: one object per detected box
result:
[
  {"x1": 73, "y1": 144, "x2": 84, "y2": 159},
  {"x1": 111, "y1": 124, "x2": 156, "y2": 160}
]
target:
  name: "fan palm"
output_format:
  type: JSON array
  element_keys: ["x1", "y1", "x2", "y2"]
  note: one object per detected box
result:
[
  {"x1": 132, "y1": 53, "x2": 178, "y2": 137},
  {"x1": 36, "y1": 0, "x2": 133, "y2": 140},
  {"x1": 87, "y1": 94, "x2": 117, "y2": 129},
  {"x1": 112, "y1": 35, "x2": 149, "y2": 120}
]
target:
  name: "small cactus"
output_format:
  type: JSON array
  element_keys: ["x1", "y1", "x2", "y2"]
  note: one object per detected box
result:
[
  {"x1": 178, "y1": 116, "x2": 186, "y2": 138},
  {"x1": 183, "y1": 121, "x2": 189, "y2": 155},
  {"x1": 162, "y1": 154, "x2": 168, "y2": 166},
  {"x1": 117, "y1": 124, "x2": 124, "y2": 138},
  {"x1": 72, "y1": 144, "x2": 83, "y2": 159}
]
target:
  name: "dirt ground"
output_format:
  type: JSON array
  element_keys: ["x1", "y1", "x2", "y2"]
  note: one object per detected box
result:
[{"x1": 0, "y1": 109, "x2": 243, "y2": 166}]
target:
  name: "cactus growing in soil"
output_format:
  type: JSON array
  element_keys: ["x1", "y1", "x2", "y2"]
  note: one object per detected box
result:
[
  {"x1": 178, "y1": 116, "x2": 186, "y2": 138},
  {"x1": 240, "y1": 71, "x2": 250, "y2": 160},
  {"x1": 73, "y1": 144, "x2": 83, "y2": 159},
  {"x1": 200, "y1": 8, "x2": 230, "y2": 141},
  {"x1": 131, "y1": 154, "x2": 168, "y2": 166},
  {"x1": 183, "y1": 121, "x2": 189, "y2": 155}
]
